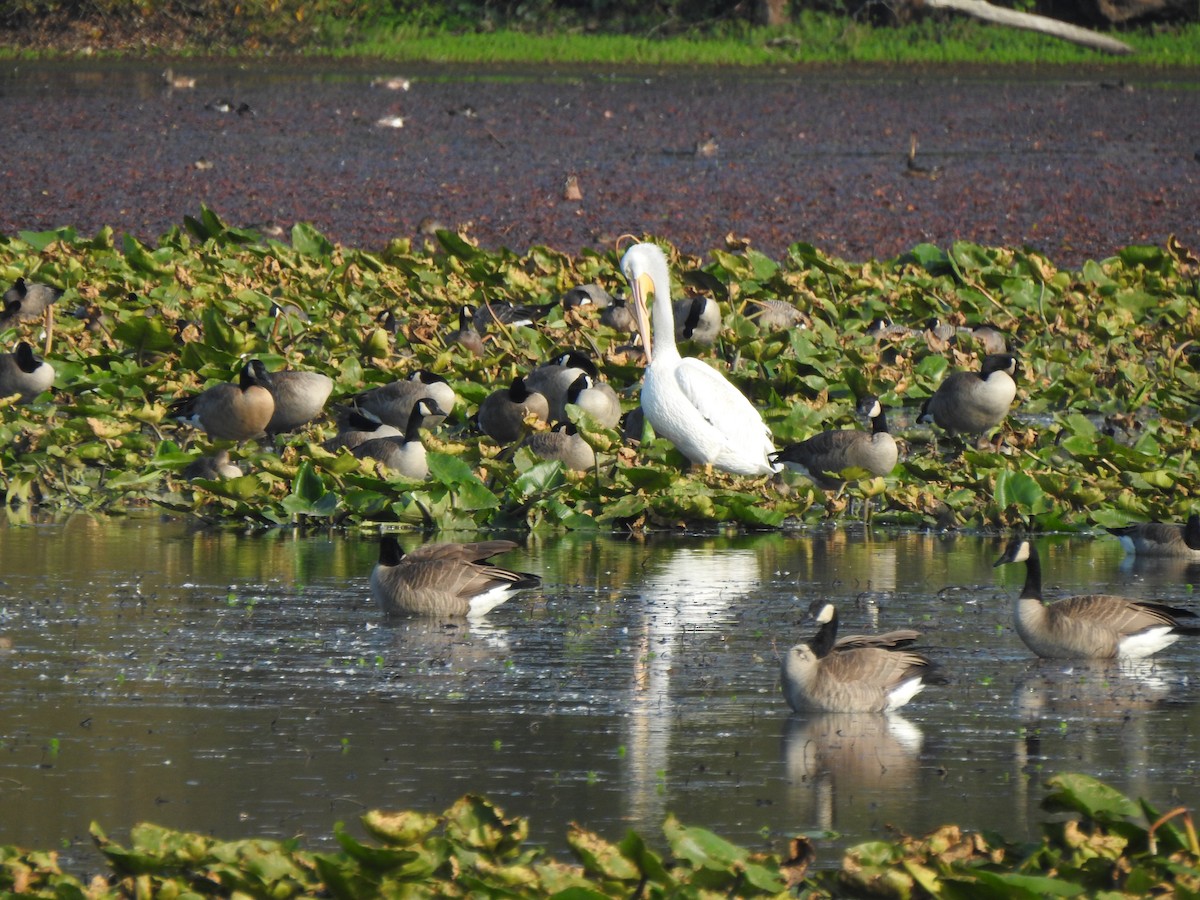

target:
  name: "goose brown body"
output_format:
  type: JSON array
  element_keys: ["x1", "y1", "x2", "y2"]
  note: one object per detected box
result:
[
  {"x1": 523, "y1": 423, "x2": 596, "y2": 472},
  {"x1": 266, "y1": 370, "x2": 333, "y2": 435},
  {"x1": 918, "y1": 353, "x2": 1017, "y2": 437},
  {"x1": 1106, "y1": 515, "x2": 1200, "y2": 559},
  {"x1": 370, "y1": 535, "x2": 541, "y2": 618},
  {"x1": 771, "y1": 396, "x2": 897, "y2": 489},
  {"x1": 782, "y1": 599, "x2": 934, "y2": 713},
  {"x1": 995, "y1": 538, "x2": 1200, "y2": 659},
  {"x1": 170, "y1": 360, "x2": 275, "y2": 441},
  {"x1": 353, "y1": 397, "x2": 443, "y2": 479},
  {"x1": 781, "y1": 643, "x2": 934, "y2": 714},
  {"x1": 357, "y1": 371, "x2": 454, "y2": 429},
  {"x1": 478, "y1": 375, "x2": 549, "y2": 444}
]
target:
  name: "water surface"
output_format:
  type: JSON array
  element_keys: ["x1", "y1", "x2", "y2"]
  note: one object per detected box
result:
[{"x1": 2, "y1": 517, "x2": 1198, "y2": 875}]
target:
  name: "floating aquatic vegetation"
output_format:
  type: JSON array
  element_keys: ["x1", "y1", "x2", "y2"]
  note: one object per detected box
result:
[{"x1": 2, "y1": 208, "x2": 1199, "y2": 530}]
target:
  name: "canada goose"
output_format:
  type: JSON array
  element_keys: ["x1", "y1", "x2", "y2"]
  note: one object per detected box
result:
[
  {"x1": 525, "y1": 349, "x2": 597, "y2": 421},
  {"x1": 325, "y1": 408, "x2": 403, "y2": 452},
  {"x1": 169, "y1": 360, "x2": 275, "y2": 441},
  {"x1": 445, "y1": 305, "x2": 486, "y2": 357},
  {"x1": 370, "y1": 535, "x2": 541, "y2": 618},
  {"x1": 780, "y1": 634, "x2": 936, "y2": 714},
  {"x1": 478, "y1": 375, "x2": 549, "y2": 444},
  {"x1": 771, "y1": 395, "x2": 898, "y2": 489},
  {"x1": 523, "y1": 423, "x2": 596, "y2": 472},
  {"x1": 748, "y1": 298, "x2": 805, "y2": 332},
  {"x1": 565, "y1": 373, "x2": 621, "y2": 429},
  {"x1": 803, "y1": 599, "x2": 921, "y2": 658},
  {"x1": 473, "y1": 300, "x2": 556, "y2": 331},
  {"x1": 1105, "y1": 515, "x2": 1200, "y2": 558},
  {"x1": 958, "y1": 324, "x2": 1007, "y2": 355},
  {"x1": 561, "y1": 283, "x2": 612, "y2": 311},
  {"x1": 353, "y1": 397, "x2": 445, "y2": 479},
  {"x1": 265, "y1": 370, "x2": 333, "y2": 436},
  {"x1": 917, "y1": 353, "x2": 1017, "y2": 439},
  {"x1": 994, "y1": 537, "x2": 1200, "y2": 659},
  {"x1": 356, "y1": 370, "x2": 454, "y2": 429},
  {"x1": 622, "y1": 243, "x2": 777, "y2": 476},
  {"x1": 868, "y1": 318, "x2": 916, "y2": 343},
  {"x1": 161, "y1": 67, "x2": 196, "y2": 89},
  {"x1": 672, "y1": 295, "x2": 721, "y2": 346},
  {"x1": 600, "y1": 295, "x2": 636, "y2": 334},
  {"x1": 182, "y1": 449, "x2": 242, "y2": 480},
  {"x1": 0, "y1": 341, "x2": 54, "y2": 402},
  {"x1": 370, "y1": 76, "x2": 411, "y2": 91},
  {"x1": 1, "y1": 277, "x2": 61, "y2": 326}
]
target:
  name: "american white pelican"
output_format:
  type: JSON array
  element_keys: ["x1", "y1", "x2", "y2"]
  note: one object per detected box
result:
[{"x1": 620, "y1": 242, "x2": 778, "y2": 476}]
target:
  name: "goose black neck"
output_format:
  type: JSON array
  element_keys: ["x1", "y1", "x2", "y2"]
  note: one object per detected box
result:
[
  {"x1": 871, "y1": 408, "x2": 890, "y2": 435},
  {"x1": 15, "y1": 342, "x2": 38, "y2": 373},
  {"x1": 378, "y1": 535, "x2": 404, "y2": 566},
  {"x1": 508, "y1": 376, "x2": 530, "y2": 402},
  {"x1": 682, "y1": 297, "x2": 704, "y2": 337},
  {"x1": 808, "y1": 607, "x2": 839, "y2": 657},
  {"x1": 404, "y1": 402, "x2": 428, "y2": 443},
  {"x1": 567, "y1": 373, "x2": 589, "y2": 404},
  {"x1": 1021, "y1": 543, "x2": 1044, "y2": 601}
]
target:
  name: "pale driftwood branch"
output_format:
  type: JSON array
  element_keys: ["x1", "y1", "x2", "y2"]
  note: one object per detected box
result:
[{"x1": 919, "y1": 0, "x2": 1136, "y2": 55}]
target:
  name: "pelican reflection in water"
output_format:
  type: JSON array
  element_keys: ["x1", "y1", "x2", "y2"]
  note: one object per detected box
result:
[{"x1": 624, "y1": 544, "x2": 762, "y2": 828}]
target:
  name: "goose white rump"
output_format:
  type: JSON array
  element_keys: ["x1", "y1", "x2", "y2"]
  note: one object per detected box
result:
[{"x1": 620, "y1": 242, "x2": 778, "y2": 476}]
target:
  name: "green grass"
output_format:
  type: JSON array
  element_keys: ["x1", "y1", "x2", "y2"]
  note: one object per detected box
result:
[{"x1": 323, "y1": 13, "x2": 1200, "y2": 67}]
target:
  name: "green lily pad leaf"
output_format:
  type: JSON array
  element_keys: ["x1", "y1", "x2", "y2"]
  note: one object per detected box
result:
[
  {"x1": 617, "y1": 829, "x2": 672, "y2": 886},
  {"x1": 122, "y1": 233, "x2": 172, "y2": 274},
  {"x1": 362, "y1": 809, "x2": 441, "y2": 847},
  {"x1": 663, "y1": 815, "x2": 746, "y2": 871},
  {"x1": 901, "y1": 242, "x2": 952, "y2": 275},
  {"x1": 1117, "y1": 244, "x2": 1169, "y2": 272},
  {"x1": 111, "y1": 315, "x2": 177, "y2": 357},
  {"x1": 1043, "y1": 773, "x2": 1140, "y2": 822},
  {"x1": 436, "y1": 230, "x2": 482, "y2": 260},
  {"x1": 965, "y1": 869, "x2": 1086, "y2": 898},
  {"x1": 994, "y1": 470, "x2": 1051, "y2": 515},
  {"x1": 567, "y1": 825, "x2": 639, "y2": 881},
  {"x1": 19, "y1": 227, "x2": 75, "y2": 251},
  {"x1": 444, "y1": 795, "x2": 529, "y2": 855},
  {"x1": 333, "y1": 821, "x2": 421, "y2": 871},
  {"x1": 427, "y1": 452, "x2": 500, "y2": 510},
  {"x1": 291, "y1": 221, "x2": 334, "y2": 257}
]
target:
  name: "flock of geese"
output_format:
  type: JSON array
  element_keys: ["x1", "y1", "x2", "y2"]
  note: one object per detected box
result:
[{"x1": 6, "y1": 242, "x2": 1199, "y2": 717}]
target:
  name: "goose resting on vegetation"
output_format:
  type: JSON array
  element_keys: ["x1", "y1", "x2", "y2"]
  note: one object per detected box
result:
[
  {"x1": 771, "y1": 395, "x2": 897, "y2": 489},
  {"x1": 994, "y1": 537, "x2": 1200, "y2": 659},
  {"x1": 370, "y1": 535, "x2": 541, "y2": 618},
  {"x1": 169, "y1": 360, "x2": 275, "y2": 442},
  {"x1": 917, "y1": 353, "x2": 1017, "y2": 439},
  {"x1": 621, "y1": 242, "x2": 777, "y2": 476},
  {"x1": 0, "y1": 341, "x2": 54, "y2": 403}
]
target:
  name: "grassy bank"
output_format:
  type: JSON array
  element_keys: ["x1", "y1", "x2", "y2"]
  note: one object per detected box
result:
[
  {"x1": 331, "y1": 15, "x2": 1200, "y2": 66},
  {"x1": 3, "y1": 7, "x2": 1200, "y2": 66}
]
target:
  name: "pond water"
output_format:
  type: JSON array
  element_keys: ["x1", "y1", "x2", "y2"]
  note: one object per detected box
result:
[
  {"x1": 2, "y1": 59, "x2": 1197, "y2": 264},
  {"x1": 3, "y1": 517, "x2": 1200, "y2": 875}
]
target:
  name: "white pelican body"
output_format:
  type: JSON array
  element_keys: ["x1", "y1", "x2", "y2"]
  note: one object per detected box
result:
[{"x1": 621, "y1": 242, "x2": 778, "y2": 476}]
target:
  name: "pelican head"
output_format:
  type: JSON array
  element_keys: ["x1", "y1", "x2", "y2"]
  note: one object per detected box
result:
[{"x1": 621, "y1": 242, "x2": 674, "y2": 365}]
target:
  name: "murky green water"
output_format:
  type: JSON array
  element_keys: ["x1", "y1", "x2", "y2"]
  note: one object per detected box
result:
[{"x1": 2, "y1": 517, "x2": 1199, "y2": 875}]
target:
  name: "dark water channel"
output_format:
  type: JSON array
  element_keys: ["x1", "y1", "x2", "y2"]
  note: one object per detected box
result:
[{"x1": 3, "y1": 517, "x2": 1200, "y2": 875}]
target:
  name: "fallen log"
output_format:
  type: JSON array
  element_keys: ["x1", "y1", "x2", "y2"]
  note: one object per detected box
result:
[{"x1": 917, "y1": 0, "x2": 1136, "y2": 54}]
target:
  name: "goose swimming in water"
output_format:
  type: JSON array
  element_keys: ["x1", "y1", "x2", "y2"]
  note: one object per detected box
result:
[{"x1": 621, "y1": 242, "x2": 777, "y2": 476}]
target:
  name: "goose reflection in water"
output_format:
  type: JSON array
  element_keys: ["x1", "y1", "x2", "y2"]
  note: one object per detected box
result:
[
  {"x1": 1014, "y1": 659, "x2": 1179, "y2": 816},
  {"x1": 781, "y1": 712, "x2": 923, "y2": 833},
  {"x1": 624, "y1": 545, "x2": 761, "y2": 828}
]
